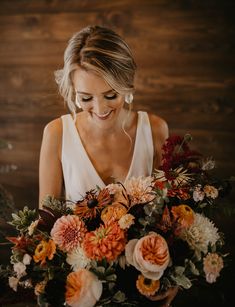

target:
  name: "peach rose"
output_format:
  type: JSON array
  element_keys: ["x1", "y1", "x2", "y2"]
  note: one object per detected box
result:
[
  {"x1": 65, "y1": 269, "x2": 102, "y2": 307},
  {"x1": 101, "y1": 203, "x2": 127, "y2": 224},
  {"x1": 125, "y1": 232, "x2": 170, "y2": 280}
]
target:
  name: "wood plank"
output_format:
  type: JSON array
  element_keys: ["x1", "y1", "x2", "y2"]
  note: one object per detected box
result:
[
  {"x1": 0, "y1": 0, "x2": 234, "y2": 15},
  {"x1": 0, "y1": 66, "x2": 234, "y2": 97},
  {"x1": 0, "y1": 38, "x2": 234, "y2": 69},
  {"x1": 0, "y1": 9, "x2": 234, "y2": 42},
  {"x1": 1, "y1": 94, "x2": 234, "y2": 132}
]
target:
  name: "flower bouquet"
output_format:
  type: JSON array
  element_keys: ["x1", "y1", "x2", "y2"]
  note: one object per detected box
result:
[{"x1": 0, "y1": 135, "x2": 230, "y2": 307}]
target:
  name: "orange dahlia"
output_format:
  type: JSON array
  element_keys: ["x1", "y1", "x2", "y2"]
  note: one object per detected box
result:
[
  {"x1": 74, "y1": 188, "x2": 112, "y2": 219},
  {"x1": 171, "y1": 204, "x2": 195, "y2": 229},
  {"x1": 83, "y1": 222, "x2": 126, "y2": 262},
  {"x1": 136, "y1": 274, "x2": 160, "y2": 296},
  {"x1": 33, "y1": 239, "x2": 56, "y2": 265}
]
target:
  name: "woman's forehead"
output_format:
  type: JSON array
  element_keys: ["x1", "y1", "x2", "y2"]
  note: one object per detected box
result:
[{"x1": 73, "y1": 68, "x2": 112, "y2": 94}]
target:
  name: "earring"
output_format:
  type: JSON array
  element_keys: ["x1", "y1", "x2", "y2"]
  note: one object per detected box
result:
[
  {"x1": 125, "y1": 93, "x2": 133, "y2": 104},
  {"x1": 75, "y1": 93, "x2": 82, "y2": 109}
]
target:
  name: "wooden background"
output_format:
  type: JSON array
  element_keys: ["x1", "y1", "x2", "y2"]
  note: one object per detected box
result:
[{"x1": 0, "y1": 0, "x2": 234, "y2": 306}]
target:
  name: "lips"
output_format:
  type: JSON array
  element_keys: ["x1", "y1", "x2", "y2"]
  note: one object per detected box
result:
[{"x1": 94, "y1": 110, "x2": 113, "y2": 120}]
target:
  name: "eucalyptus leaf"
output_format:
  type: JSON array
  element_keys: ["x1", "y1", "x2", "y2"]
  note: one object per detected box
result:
[
  {"x1": 113, "y1": 291, "x2": 126, "y2": 302},
  {"x1": 187, "y1": 260, "x2": 200, "y2": 276},
  {"x1": 106, "y1": 273, "x2": 117, "y2": 281},
  {"x1": 174, "y1": 266, "x2": 185, "y2": 275},
  {"x1": 108, "y1": 282, "x2": 115, "y2": 290},
  {"x1": 199, "y1": 202, "x2": 208, "y2": 209},
  {"x1": 96, "y1": 266, "x2": 105, "y2": 275},
  {"x1": 171, "y1": 274, "x2": 192, "y2": 289}
]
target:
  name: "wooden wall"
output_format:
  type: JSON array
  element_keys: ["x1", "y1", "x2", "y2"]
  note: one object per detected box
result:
[
  {"x1": 0, "y1": 1, "x2": 234, "y2": 305},
  {"x1": 0, "y1": 0, "x2": 234, "y2": 209}
]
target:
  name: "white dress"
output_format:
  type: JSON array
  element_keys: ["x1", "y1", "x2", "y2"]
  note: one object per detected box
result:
[{"x1": 61, "y1": 111, "x2": 154, "y2": 202}]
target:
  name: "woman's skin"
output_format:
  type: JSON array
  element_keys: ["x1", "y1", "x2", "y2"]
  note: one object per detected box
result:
[
  {"x1": 39, "y1": 67, "x2": 177, "y2": 305},
  {"x1": 39, "y1": 68, "x2": 168, "y2": 205}
]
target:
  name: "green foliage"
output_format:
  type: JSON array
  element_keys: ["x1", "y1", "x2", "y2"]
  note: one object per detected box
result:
[
  {"x1": 8, "y1": 206, "x2": 38, "y2": 234},
  {"x1": 41, "y1": 195, "x2": 73, "y2": 215}
]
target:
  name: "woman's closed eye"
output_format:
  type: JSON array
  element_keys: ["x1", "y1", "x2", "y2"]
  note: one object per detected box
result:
[
  {"x1": 104, "y1": 93, "x2": 117, "y2": 100},
  {"x1": 81, "y1": 96, "x2": 92, "y2": 102}
]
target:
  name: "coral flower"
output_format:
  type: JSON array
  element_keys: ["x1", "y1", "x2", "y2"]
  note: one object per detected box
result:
[
  {"x1": 33, "y1": 239, "x2": 56, "y2": 265},
  {"x1": 101, "y1": 203, "x2": 127, "y2": 224},
  {"x1": 83, "y1": 222, "x2": 126, "y2": 261},
  {"x1": 34, "y1": 279, "x2": 47, "y2": 296},
  {"x1": 7, "y1": 236, "x2": 34, "y2": 252},
  {"x1": 66, "y1": 269, "x2": 102, "y2": 307},
  {"x1": 118, "y1": 214, "x2": 135, "y2": 230},
  {"x1": 125, "y1": 176, "x2": 154, "y2": 206},
  {"x1": 158, "y1": 206, "x2": 172, "y2": 232},
  {"x1": 125, "y1": 232, "x2": 170, "y2": 280},
  {"x1": 171, "y1": 204, "x2": 195, "y2": 229},
  {"x1": 74, "y1": 188, "x2": 112, "y2": 219},
  {"x1": 203, "y1": 185, "x2": 219, "y2": 199},
  {"x1": 167, "y1": 186, "x2": 190, "y2": 200},
  {"x1": 50, "y1": 215, "x2": 87, "y2": 252},
  {"x1": 136, "y1": 274, "x2": 160, "y2": 296},
  {"x1": 203, "y1": 253, "x2": 224, "y2": 283}
]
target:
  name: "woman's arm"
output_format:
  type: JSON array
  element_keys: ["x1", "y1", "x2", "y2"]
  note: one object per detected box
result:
[
  {"x1": 148, "y1": 113, "x2": 169, "y2": 170},
  {"x1": 39, "y1": 118, "x2": 63, "y2": 208}
]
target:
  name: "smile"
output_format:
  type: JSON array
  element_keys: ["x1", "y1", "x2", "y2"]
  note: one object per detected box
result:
[{"x1": 94, "y1": 110, "x2": 113, "y2": 120}]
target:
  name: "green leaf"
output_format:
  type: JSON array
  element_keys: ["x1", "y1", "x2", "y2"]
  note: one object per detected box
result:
[
  {"x1": 106, "y1": 274, "x2": 117, "y2": 282},
  {"x1": 112, "y1": 291, "x2": 126, "y2": 303},
  {"x1": 174, "y1": 266, "x2": 185, "y2": 275},
  {"x1": 171, "y1": 274, "x2": 192, "y2": 289},
  {"x1": 96, "y1": 266, "x2": 105, "y2": 275},
  {"x1": 187, "y1": 260, "x2": 200, "y2": 276}
]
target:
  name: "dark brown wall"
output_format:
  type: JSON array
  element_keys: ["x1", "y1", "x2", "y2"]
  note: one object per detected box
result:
[
  {"x1": 0, "y1": 0, "x2": 234, "y2": 209},
  {"x1": 0, "y1": 1, "x2": 234, "y2": 305}
]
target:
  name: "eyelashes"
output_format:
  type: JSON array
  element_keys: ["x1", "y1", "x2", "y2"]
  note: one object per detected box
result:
[
  {"x1": 80, "y1": 93, "x2": 118, "y2": 102},
  {"x1": 105, "y1": 93, "x2": 118, "y2": 100}
]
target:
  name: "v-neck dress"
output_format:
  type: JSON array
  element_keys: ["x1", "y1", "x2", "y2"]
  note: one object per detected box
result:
[{"x1": 61, "y1": 111, "x2": 154, "y2": 202}]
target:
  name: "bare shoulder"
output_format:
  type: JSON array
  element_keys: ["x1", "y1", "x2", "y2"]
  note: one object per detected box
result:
[
  {"x1": 43, "y1": 117, "x2": 62, "y2": 142},
  {"x1": 41, "y1": 117, "x2": 63, "y2": 158},
  {"x1": 147, "y1": 113, "x2": 169, "y2": 168},
  {"x1": 148, "y1": 113, "x2": 169, "y2": 143}
]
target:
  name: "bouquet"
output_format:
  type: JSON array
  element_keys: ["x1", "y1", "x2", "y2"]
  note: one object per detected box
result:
[{"x1": 0, "y1": 134, "x2": 230, "y2": 306}]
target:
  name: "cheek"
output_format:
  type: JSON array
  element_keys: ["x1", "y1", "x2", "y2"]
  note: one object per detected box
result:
[{"x1": 114, "y1": 97, "x2": 125, "y2": 108}]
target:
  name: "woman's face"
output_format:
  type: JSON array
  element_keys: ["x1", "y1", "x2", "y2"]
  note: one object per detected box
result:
[{"x1": 73, "y1": 67, "x2": 125, "y2": 129}]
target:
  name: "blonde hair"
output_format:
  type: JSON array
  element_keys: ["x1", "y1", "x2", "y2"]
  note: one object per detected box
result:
[{"x1": 54, "y1": 25, "x2": 137, "y2": 117}]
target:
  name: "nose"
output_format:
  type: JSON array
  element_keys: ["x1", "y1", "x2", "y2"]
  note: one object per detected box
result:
[{"x1": 93, "y1": 97, "x2": 109, "y2": 115}]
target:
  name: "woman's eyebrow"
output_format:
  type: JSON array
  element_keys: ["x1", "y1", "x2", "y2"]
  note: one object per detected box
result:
[{"x1": 76, "y1": 89, "x2": 115, "y2": 95}]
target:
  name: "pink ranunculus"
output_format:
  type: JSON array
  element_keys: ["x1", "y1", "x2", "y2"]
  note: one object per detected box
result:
[
  {"x1": 125, "y1": 232, "x2": 170, "y2": 280},
  {"x1": 65, "y1": 269, "x2": 102, "y2": 307}
]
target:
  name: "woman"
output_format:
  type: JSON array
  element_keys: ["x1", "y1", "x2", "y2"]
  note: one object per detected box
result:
[{"x1": 39, "y1": 25, "x2": 177, "y2": 306}]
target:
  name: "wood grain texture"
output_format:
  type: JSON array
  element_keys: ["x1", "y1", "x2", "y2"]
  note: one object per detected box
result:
[
  {"x1": 0, "y1": 1, "x2": 234, "y2": 305},
  {"x1": 0, "y1": 0, "x2": 234, "y2": 205}
]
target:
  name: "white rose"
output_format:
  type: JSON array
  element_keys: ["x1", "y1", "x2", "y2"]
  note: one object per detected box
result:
[
  {"x1": 23, "y1": 254, "x2": 32, "y2": 265},
  {"x1": 13, "y1": 262, "x2": 27, "y2": 278},
  {"x1": 9, "y1": 276, "x2": 19, "y2": 291}
]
